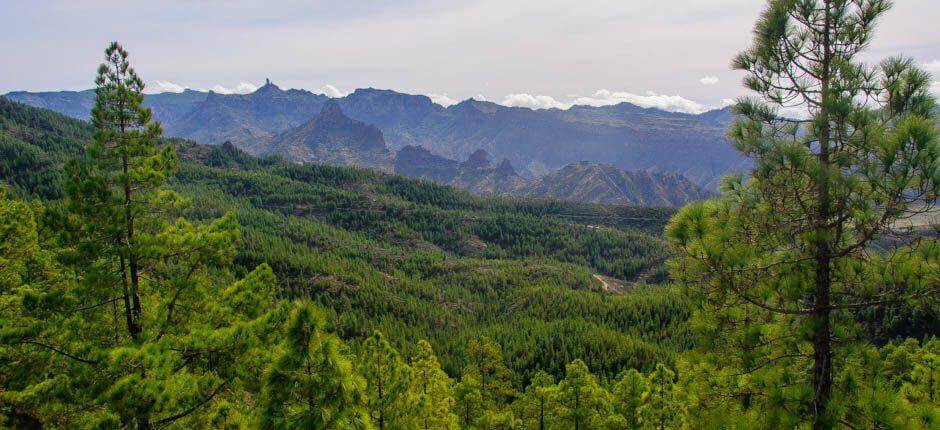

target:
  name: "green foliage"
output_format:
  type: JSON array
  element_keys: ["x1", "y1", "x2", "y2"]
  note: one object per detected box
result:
[
  {"x1": 514, "y1": 371, "x2": 557, "y2": 430},
  {"x1": 259, "y1": 303, "x2": 370, "y2": 429},
  {"x1": 667, "y1": 0, "x2": 940, "y2": 427},
  {"x1": 359, "y1": 331, "x2": 414, "y2": 430},
  {"x1": 409, "y1": 340, "x2": 460, "y2": 430},
  {"x1": 455, "y1": 337, "x2": 516, "y2": 428},
  {"x1": 612, "y1": 368, "x2": 648, "y2": 429},
  {"x1": 638, "y1": 364, "x2": 682, "y2": 430},
  {"x1": 553, "y1": 359, "x2": 616, "y2": 430},
  {"x1": 0, "y1": 43, "x2": 290, "y2": 429}
]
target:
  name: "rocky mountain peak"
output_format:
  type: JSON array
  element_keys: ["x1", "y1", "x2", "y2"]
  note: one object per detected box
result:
[
  {"x1": 462, "y1": 149, "x2": 492, "y2": 170},
  {"x1": 495, "y1": 159, "x2": 517, "y2": 176},
  {"x1": 317, "y1": 99, "x2": 347, "y2": 122},
  {"x1": 254, "y1": 79, "x2": 282, "y2": 95}
]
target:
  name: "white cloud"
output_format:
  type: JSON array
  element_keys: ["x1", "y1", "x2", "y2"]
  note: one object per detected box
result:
[
  {"x1": 427, "y1": 93, "x2": 459, "y2": 107},
  {"x1": 923, "y1": 60, "x2": 940, "y2": 74},
  {"x1": 571, "y1": 89, "x2": 710, "y2": 114},
  {"x1": 699, "y1": 75, "x2": 720, "y2": 86},
  {"x1": 931, "y1": 81, "x2": 940, "y2": 96},
  {"x1": 207, "y1": 82, "x2": 258, "y2": 94},
  {"x1": 317, "y1": 84, "x2": 347, "y2": 98},
  {"x1": 146, "y1": 81, "x2": 186, "y2": 94},
  {"x1": 501, "y1": 93, "x2": 567, "y2": 110}
]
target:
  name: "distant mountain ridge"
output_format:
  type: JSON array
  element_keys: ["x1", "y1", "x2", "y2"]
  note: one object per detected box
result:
[
  {"x1": 393, "y1": 142, "x2": 710, "y2": 206},
  {"x1": 259, "y1": 100, "x2": 392, "y2": 171},
  {"x1": 395, "y1": 146, "x2": 529, "y2": 196},
  {"x1": 520, "y1": 162, "x2": 714, "y2": 207},
  {"x1": 5, "y1": 82, "x2": 748, "y2": 187}
]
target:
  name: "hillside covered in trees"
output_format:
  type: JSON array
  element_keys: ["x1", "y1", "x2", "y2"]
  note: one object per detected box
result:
[{"x1": 1, "y1": 0, "x2": 939, "y2": 429}]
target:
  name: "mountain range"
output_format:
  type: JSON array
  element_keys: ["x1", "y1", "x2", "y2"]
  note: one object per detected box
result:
[
  {"x1": 5, "y1": 81, "x2": 748, "y2": 188},
  {"x1": 211, "y1": 100, "x2": 712, "y2": 206}
]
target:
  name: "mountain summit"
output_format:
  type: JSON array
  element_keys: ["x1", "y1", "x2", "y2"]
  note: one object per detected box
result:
[{"x1": 262, "y1": 101, "x2": 392, "y2": 170}]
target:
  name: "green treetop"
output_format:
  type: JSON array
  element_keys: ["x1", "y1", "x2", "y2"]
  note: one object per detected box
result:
[
  {"x1": 259, "y1": 303, "x2": 370, "y2": 430},
  {"x1": 514, "y1": 371, "x2": 557, "y2": 430},
  {"x1": 554, "y1": 359, "x2": 617, "y2": 430},
  {"x1": 0, "y1": 42, "x2": 288, "y2": 429},
  {"x1": 359, "y1": 331, "x2": 414, "y2": 430},
  {"x1": 455, "y1": 336, "x2": 516, "y2": 428},
  {"x1": 667, "y1": 0, "x2": 939, "y2": 428},
  {"x1": 409, "y1": 340, "x2": 460, "y2": 430},
  {"x1": 612, "y1": 368, "x2": 648, "y2": 429}
]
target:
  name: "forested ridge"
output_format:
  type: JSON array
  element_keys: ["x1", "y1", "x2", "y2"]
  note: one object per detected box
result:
[{"x1": 2, "y1": 1, "x2": 939, "y2": 428}]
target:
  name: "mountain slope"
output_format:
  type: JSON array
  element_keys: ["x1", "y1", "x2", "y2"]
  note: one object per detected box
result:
[
  {"x1": 260, "y1": 101, "x2": 392, "y2": 170},
  {"x1": 3, "y1": 88, "x2": 206, "y2": 125},
  {"x1": 395, "y1": 146, "x2": 527, "y2": 195},
  {"x1": 0, "y1": 96, "x2": 690, "y2": 379},
  {"x1": 518, "y1": 162, "x2": 714, "y2": 207},
  {"x1": 340, "y1": 91, "x2": 745, "y2": 186},
  {"x1": 5, "y1": 85, "x2": 747, "y2": 187},
  {"x1": 166, "y1": 81, "x2": 329, "y2": 144},
  {"x1": 395, "y1": 146, "x2": 711, "y2": 206}
]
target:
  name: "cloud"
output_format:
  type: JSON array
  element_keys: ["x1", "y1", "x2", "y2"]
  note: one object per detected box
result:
[
  {"x1": 207, "y1": 82, "x2": 258, "y2": 94},
  {"x1": 146, "y1": 81, "x2": 186, "y2": 94},
  {"x1": 501, "y1": 93, "x2": 567, "y2": 110},
  {"x1": 317, "y1": 84, "x2": 347, "y2": 98},
  {"x1": 571, "y1": 89, "x2": 710, "y2": 114},
  {"x1": 923, "y1": 60, "x2": 940, "y2": 74},
  {"x1": 699, "y1": 76, "x2": 720, "y2": 86},
  {"x1": 931, "y1": 81, "x2": 940, "y2": 96},
  {"x1": 427, "y1": 93, "x2": 459, "y2": 107}
]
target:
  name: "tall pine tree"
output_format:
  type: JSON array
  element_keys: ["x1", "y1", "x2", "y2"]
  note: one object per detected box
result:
[
  {"x1": 259, "y1": 304, "x2": 370, "y2": 430},
  {"x1": 409, "y1": 340, "x2": 460, "y2": 430},
  {"x1": 667, "y1": 0, "x2": 939, "y2": 427},
  {"x1": 0, "y1": 42, "x2": 288, "y2": 429},
  {"x1": 359, "y1": 331, "x2": 414, "y2": 430}
]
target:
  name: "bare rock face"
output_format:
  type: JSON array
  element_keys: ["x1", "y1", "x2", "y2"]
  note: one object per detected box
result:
[
  {"x1": 394, "y1": 145, "x2": 460, "y2": 183},
  {"x1": 518, "y1": 162, "x2": 713, "y2": 207},
  {"x1": 394, "y1": 146, "x2": 527, "y2": 195},
  {"x1": 263, "y1": 100, "x2": 393, "y2": 171}
]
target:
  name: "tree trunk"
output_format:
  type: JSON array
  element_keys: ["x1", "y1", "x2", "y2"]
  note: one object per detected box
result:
[
  {"x1": 812, "y1": 3, "x2": 834, "y2": 428},
  {"x1": 119, "y1": 255, "x2": 138, "y2": 340},
  {"x1": 119, "y1": 92, "x2": 142, "y2": 340},
  {"x1": 539, "y1": 398, "x2": 545, "y2": 430}
]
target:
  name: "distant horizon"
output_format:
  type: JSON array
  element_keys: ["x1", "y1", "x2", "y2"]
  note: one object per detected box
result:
[
  {"x1": 4, "y1": 80, "x2": 740, "y2": 114},
  {"x1": 3, "y1": 1, "x2": 938, "y2": 115}
]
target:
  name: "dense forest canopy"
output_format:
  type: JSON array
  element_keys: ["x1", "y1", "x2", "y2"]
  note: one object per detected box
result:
[{"x1": 1, "y1": 0, "x2": 938, "y2": 428}]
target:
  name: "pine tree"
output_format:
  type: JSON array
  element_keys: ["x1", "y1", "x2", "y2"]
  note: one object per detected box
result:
[
  {"x1": 554, "y1": 359, "x2": 615, "y2": 430},
  {"x1": 259, "y1": 303, "x2": 370, "y2": 429},
  {"x1": 515, "y1": 371, "x2": 557, "y2": 430},
  {"x1": 667, "y1": 0, "x2": 939, "y2": 427},
  {"x1": 456, "y1": 336, "x2": 516, "y2": 427},
  {"x1": 612, "y1": 368, "x2": 648, "y2": 429},
  {"x1": 64, "y1": 41, "x2": 179, "y2": 341},
  {"x1": 409, "y1": 340, "x2": 459, "y2": 430},
  {"x1": 0, "y1": 42, "x2": 291, "y2": 429},
  {"x1": 638, "y1": 364, "x2": 681, "y2": 430},
  {"x1": 359, "y1": 331, "x2": 414, "y2": 430}
]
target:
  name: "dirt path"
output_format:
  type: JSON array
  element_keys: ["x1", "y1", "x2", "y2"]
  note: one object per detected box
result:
[{"x1": 593, "y1": 274, "x2": 629, "y2": 294}]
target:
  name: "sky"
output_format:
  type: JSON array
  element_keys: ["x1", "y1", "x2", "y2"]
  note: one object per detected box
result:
[{"x1": 2, "y1": 0, "x2": 939, "y2": 113}]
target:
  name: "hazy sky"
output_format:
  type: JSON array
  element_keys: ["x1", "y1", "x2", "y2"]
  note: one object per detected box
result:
[{"x1": 2, "y1": 0, "x2": 939, "y2": 113}]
